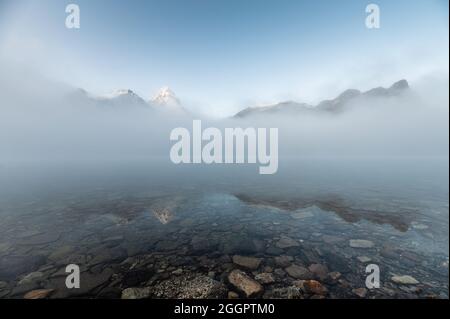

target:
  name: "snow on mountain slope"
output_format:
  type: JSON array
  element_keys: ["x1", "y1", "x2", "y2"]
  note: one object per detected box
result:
[{"x1": 150, "y1": 86, "x2": 188, "y2": 115}]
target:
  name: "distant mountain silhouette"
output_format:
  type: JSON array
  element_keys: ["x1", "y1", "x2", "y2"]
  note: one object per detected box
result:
[{"x1": 233, "y1": 80, "x2": 410, "y2": 118}]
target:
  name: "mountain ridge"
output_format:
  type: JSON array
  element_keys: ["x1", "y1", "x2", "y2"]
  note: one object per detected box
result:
[
  {"x1": 233, "y1": 79, "x2": 410, "y2": 118},
  {"x1": 66, "y1": 79, "x2": 410, "y2": 118},
  {"x1": 67, "y1": 86, "x2": 188, "y2": 115}
]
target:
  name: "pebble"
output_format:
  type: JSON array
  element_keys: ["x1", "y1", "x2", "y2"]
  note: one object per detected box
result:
[
  {"x1": 291, "y1": 211, "x2": 314, "y2": 219},
  {"x1": 308, "y1": 264, "x2": 329, "y2": 280},
  {"x1": 285, "y1": 264, "x2": 313, "y2": 279},
  {"x1": 172, "y1": 268, "x2": 183, "y2": 276},
  {"x1": 152, "y1": 275, "x2": 227, "y2": 298},
  {"x1": 232, "y1": 255, "x2": 262, "y2": 270},
  {"x1": 263, "y1": 266, "x2": 273, "y2": 273},
  {"x1": 255, "y1": 273, "x2": 275, "y2": 284},
  {"x1": 23, "y1": 289, "x2": 54, "y2": 299},
  {"x1": 228, "y1": 291, "x2": 239, "y2": 299},
  {"x1": 276, "y1": 236, "x2": 300, "y2": 249},
  {"x1": 0, "y1": 243, "x2": 11, "y2": 254},
  {"x1": 121, "y1": 287, "x2": 152, "y2": 299},
  {"x1": 412, "y1": 223, "x2": 429, "y2": 230},
  {"x1": 349, "y1": 239, "x2": 374, "y2": 248},
  {"x1": 352, "y1": 288, "x2": 368, "y2": 298},
  {"x1": 357, "y1": 256, "x2": 372, "y2": 263},
  {"x1": 391, "y1": 275, "x2": 419, "y2": 285},
  {"x1": 208, "y1": 271, "x2": 216, "y2": 278},
  {"x1": 274, "y1": 255, "x2": 293, "y2": 268},
  {"x1": 274, "y1": 268, "x2": 286, "y2": 277},
  {"x1": 48, "y1": 246, "x2": 75, "y2": 262},
  {"x1": 327, "y1": 271, "x2": 342, "y2": 281},
  {"x1": 18, "y1": 271, "x2": 44, "y2": 285},
  {"x1": 302, "y1": 280, "x2": 328, "y2": 295}
]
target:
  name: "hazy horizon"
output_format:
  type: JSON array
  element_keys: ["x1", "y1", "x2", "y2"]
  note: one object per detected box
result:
[{"x1": 0, "y1": 0, "x2": 448, "y2": 117}]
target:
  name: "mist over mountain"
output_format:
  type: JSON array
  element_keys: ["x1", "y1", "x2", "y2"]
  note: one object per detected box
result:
[
  {"x1": 65, "y1": 86, "x2": 188, "y2": 116},
  {"x1": 0, "y1": 64, "x2": 448, "y2": 162},
  {"x1": 63, "y1": 79, "x2": 413, "y2": 121},
  {"x1": 234, "y1": 80, "x2": 410, "y2": 118},
  {"x1": 97, "y1": 89, "x2": 149, "y2": 109}
]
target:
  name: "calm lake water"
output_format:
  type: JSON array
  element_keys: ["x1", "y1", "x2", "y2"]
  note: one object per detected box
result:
[{"x1": 0, "y1": 158, "x2": 448, "y2": 299}]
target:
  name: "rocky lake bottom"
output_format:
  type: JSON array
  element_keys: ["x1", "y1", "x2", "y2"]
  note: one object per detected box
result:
[{"x1": 0, "y1": 160, "x2": 448, "y2": 299}]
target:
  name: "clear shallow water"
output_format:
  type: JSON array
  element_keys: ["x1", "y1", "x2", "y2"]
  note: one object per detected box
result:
[{"x1": 0, "y1": 158, "x2": 448, "y2": 298}]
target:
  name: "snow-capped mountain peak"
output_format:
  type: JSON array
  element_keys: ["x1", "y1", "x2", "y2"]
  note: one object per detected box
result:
[{"x1": 152, "y1": 86, "x2": 181, "y2": 106}]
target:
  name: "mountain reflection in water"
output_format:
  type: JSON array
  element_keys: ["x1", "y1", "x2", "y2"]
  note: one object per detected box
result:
[{"x1": 0, "y1": 158, "x2": 447, "y2": 299}]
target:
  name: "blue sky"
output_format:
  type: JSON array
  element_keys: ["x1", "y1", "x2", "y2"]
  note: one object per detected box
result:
[{"x1": 0, "y1": 0, "x2": 448, "y2": 116}]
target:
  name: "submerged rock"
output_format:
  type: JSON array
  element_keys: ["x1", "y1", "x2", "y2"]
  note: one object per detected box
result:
[
  {"x1": 0, "y1": 243, "x2": 11, "y2": 254},
  {"x1": 302, "y1": 280, "x2": 328, "y2": 295},
  {"x1": 322, "y1": 235, "x2": 344, "y2": 244},
  {"x1": 274, "y1": 268, "x2": 286, "y2": 277},
  {"x1": 228, "y1": 270, "x2": 263, "y2": 298},
  {"x1": 222, "y1": 236, "x2": 259, "y2": 254},
  {"x1": 352, "y1": 288, "x2": 368, "y2": 298},
  {"x1": 227, "y1": 291, "x2": 239, "y2": 299},
  {"x1": 291, "y1": 211, "x2": 314, "y2": 219},
  {"x1": 265, "y1": 246, "x2": 284, "y2": 255},
  {"x1": 267, "y1": 286, "x2": 303, "y2": 299},
  {"x1": 172, "y1": 268, "x2": 183, "y2": 276},
  {"x1": 274, "y1": 255, "x2": 293, "y2": 268},
  {"x1": 391, "y1": 275, "x2": 419, "y2": 285},
  {"x1": 155, "y1": 240, "x2": 181, "y2": 251},
  {"x1": 285, "y1": 264, "x2": 313, "y2": 279},
  {"x1": 349, "y1": 239, "x2": 374, "y2": 248},
  {"x1": 152, "y1": 208, "x2": 174, "y2": 225},
  {"x1": 17, "y1": 232, "x2": 60, "y2": 245},
  {"x1": 0, "y1": 289, "x2": 10, "y2": 298},
  {"x1": 18, "y1": 271, "x2": 44, "y2": 285},
  {"x1": 232, "y1": 255, "x2": 262, "y2": 270},
  {"x1": 255, "y1": 272, "x2": 275, "y2": 284},
  {"x1": 48, "y1": 245, "x2": 76, "y2": 262},
  {"x1": 308, "y1": 264, "x2": 329, "y2": 280},
  {"x1": 121, "y1": 287, "x2": 152, "y2": 299},
  {"x1": 0, "y1": 255, "x2": 46, "y2": 279},
  {"x1": 357, "y1": 256, "x2": 372, "y2": 263},
  {"x1": 152, "y1": 274, "x2": 227, "y2": 298},
  {"x1": 48, "y1": 268, "x2": 113, "y2": 298},
  {"x1": 23, "y1": 289, "x2": 54, "y2": 299},
  {"x1": 276, "y1": 236, "x2": 300, "y2": 249},
  {"x1": 191, "y1": 235, "x2": 218, "y2": 253},
  {"x1": 411, "y1": 222, "x2": 429, "y2": 230},
  {"x1": 326, "y1": 271, "x2": 342, "y2": 282}
]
